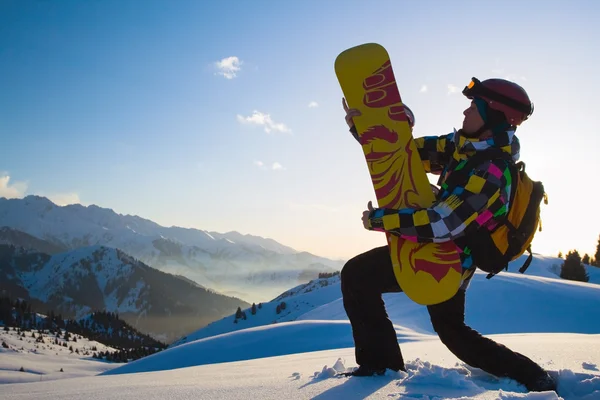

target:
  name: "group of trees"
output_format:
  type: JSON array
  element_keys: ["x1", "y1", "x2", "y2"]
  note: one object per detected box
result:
[
  {"x1": 559, "y1": 250, "x2": 590, "y2": 282},
  {"x1": 92, "y1": 346, "x2": 161, "y2": 363},
  {"x1": 0, "y1": 297, "x2": 47, "y2": 329},
  {"x1": 557, "y1": 235, "x2": 600, "y2": 283},
  {"x1": 0, "y1": 295, "x2": 166, "y2": 364},
  {"x1": 233, "y1": 300, "x2": 290, "y2": 324},
  {"x1": 233, "y1": 301, "x2": 266, "y2": 324},
  {"x1": 318, "y1": 271, "x2": 340, "y2": 279}
]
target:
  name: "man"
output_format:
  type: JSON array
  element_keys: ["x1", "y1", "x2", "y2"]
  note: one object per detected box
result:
[{"x1": 340, "y1": 77, "x2": 557, "y2": 393}]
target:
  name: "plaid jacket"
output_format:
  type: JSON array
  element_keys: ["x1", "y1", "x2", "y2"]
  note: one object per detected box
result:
[{"x1": 366, "y1": 129, "x2": 521, "y2": 281}]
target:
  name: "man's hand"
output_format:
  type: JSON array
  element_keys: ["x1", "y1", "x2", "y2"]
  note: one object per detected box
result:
[
  {"x1": 362, "y1": 200, "x2": 375, "y2": 229},
  {"x1": 342, "y1": 97, "x2": 362, "y2": 129}
]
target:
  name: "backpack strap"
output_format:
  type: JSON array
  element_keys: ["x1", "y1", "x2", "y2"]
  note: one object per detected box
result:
[{"x1": 519, "y1": 246, "x2": 534, "y2": 273}]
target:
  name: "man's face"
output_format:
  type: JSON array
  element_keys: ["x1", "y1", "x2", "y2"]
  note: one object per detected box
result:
[{"x1": 461, "y1": 100, "x2": 485, "y2": 138}]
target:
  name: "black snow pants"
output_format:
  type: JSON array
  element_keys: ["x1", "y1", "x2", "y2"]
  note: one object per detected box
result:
[{"x1": 340, "y1": 245, "x2": 547, "y2": 385}]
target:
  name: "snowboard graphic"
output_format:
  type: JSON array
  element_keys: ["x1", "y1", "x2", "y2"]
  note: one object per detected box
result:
[{"x1": 335, "y1": 43, "x2": 463, "y2": 305}]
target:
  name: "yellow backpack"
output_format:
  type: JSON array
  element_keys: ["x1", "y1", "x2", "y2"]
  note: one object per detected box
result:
[{"x1": 445, "y1": 148, "x2": 548, "y2": 279}]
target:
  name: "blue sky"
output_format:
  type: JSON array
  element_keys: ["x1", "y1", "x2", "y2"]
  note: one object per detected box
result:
[{"x1": 2, "y1": 0, "x2": 600, "y2": 260}]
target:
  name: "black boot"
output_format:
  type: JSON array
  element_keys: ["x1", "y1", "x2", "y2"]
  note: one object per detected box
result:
[
  {"x1": 340, "y1": 365, "x2": 387, "y2": 377},
  {"x1": 525, "y1": 371, "x2": 557, "y2": 392}
]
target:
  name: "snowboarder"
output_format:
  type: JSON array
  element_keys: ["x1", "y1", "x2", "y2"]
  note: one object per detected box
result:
[{"x1": 340, "y1": 77, "x2": 557, "y2": 393}]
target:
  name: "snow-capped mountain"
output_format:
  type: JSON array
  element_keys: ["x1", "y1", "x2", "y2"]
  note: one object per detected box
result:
[
  {"x1": 0, "y1": 196, "x2": 343, "y2": 302},
  {"x1": 0, "y1": 244, "x2": 249, "y2": 342}
]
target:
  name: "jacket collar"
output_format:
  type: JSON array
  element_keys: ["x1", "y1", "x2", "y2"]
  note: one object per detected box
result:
[{"x1": 450, "y1": 128, "x2": 520, "y2": 162}]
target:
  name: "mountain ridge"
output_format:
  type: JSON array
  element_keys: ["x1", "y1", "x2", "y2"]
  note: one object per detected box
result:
[{"x1": 0, "y1": 195, "x2": 344, "y2": 302}]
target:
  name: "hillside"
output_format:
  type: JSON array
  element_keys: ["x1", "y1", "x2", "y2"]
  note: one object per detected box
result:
[
  {"x1": 0, "y1": 325, "x2": 119, "y2": 384},
  {"x1": 170, "y1": 253, "x2": 600, "y2": 348},
  {"x1": 0, "y1": 244, "x2": 249, "y2": 342}
]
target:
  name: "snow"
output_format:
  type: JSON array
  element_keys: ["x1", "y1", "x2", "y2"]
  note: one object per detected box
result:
[
  {"x1": 0, "y1": 327, "x2": 118, "y2": 384},
  {"x1": 1, "y1": 255, "x2": 599, "y2": 398},
  {"x1": 103, "y1": 320, "x2": 429, "y2": 375},
  {"x1": 1, "y1": 334, "x2": 599, "y2": 399}
]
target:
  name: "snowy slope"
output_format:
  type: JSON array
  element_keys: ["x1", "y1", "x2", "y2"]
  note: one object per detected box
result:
[
  {"x1": 1, "y1": 330, "x2": 598, "y2": 399},
  {"x1": 0, "y1": 196, "x2": 344, "y2": 302},
  {"x1": 170, "y1": 274, "x2": 345, "y2": 346},
  {"x1": 0, "y1": 255, "x2": 599, "y2": 398},
  {"x1": 0, "y1": 326, "x2": 119, "y2": 384},
  {"x1": 169, "y1": 258, "x2": 600, "y2": 349},
  {"x1": 94, "y1": 266, "x2": 600, "y2": 399}
]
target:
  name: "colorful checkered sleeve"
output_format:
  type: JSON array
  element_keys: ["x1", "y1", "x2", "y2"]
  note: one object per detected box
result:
[
  {"x1": 414, "y1": 133, "x2": 454, "y2": 175},
  {"x1": 367, "y1": 158, "x2": 511, "y2": 243}
]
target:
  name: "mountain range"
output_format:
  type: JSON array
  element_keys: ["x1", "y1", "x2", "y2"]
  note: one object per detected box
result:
[{"x1": 0, "y1": 196, "x2": 344, "y2": 303}]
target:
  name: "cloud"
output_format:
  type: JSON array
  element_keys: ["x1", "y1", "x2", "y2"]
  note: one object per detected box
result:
[
  {"x1": 45, "y1": 192, "x2": 81, "y2": 206},
  {"x1": 237, "y1": 110, "x2": 291, "y2": 134},
  {"x1": 214, "y1": 56, "x2": 242, "y2": 79},
  {"x1": 253, "y1": 160, "x2": 285, "y2": 171},
  {"x1": 447, "y1": 84, "x2": 459, "y2": 95},
  {"x1": 0, "y1": 173, "x2": 81, "y2": 206},
  {"x1": 308, "y1": 101, "x2": 319, "y2": 108},
  {"x1": 271, "y1": 162, "x2": 284, "y2": 171},
  {"x1": 0, "y1": 174, "x2": 27, "y2": 198},
  {"x1": 420, "y1": 85, "x2": 428, "y2": 93}
]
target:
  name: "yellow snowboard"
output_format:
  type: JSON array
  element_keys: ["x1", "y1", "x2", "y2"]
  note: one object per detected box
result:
[{"x1": 335, "y1": 43, "x2": 463, "y2": 305}]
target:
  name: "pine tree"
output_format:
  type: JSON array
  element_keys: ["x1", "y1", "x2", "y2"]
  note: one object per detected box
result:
[
  {"x1": 251, "y1": 303, "x2": 256, "y2": 315},
  {"x1": 235, "y1": 307, "x2": 243, "y2": 319},
  {"x1": 593, "y1": 235, "x2": 600, "y2": 267},
  {"x1": 557, "y1": 251, "x2": 563, "y2": 259},
  {"x1": 560, "y1": 250, "x2": 589, "y2": 282},
  {"x1": 582, "y1": 254, "x2": 591, "y2": 265}
]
